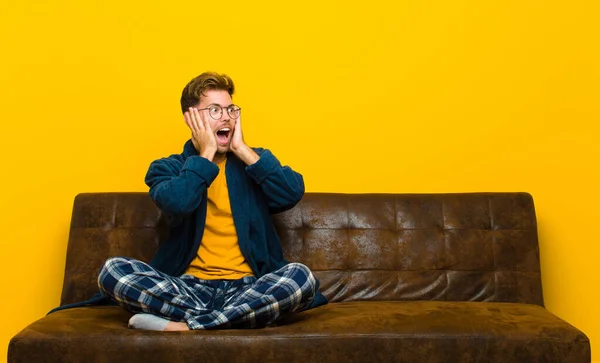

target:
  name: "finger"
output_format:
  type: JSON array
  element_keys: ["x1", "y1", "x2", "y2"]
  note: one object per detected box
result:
[
  {"x1": 199, "y1": 108, "x2": 212, "y2": 131},
  {"x1": 185, "y1": 111, "x2": 200, "y2": 136},
  {"x1": 198, "y1": 108, "x2": 209, "y2": 131},
  {"x1": 187, "y1": 108, "x2": 198, "y2": 131},
  {"x1": 233, "y1": 113, "x2": 241, "y2": 137},
  {"x1": 184, "y1": 111, "x2": 193, "y2": 130},
  {"x1": 191, "y1": 107, "x2": 204, "y2": 131}
]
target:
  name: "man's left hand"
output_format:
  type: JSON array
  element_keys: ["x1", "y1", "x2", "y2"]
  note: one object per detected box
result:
[
  {"x1": 230, "y1": 115, "x2": 260, "y2": 166},
  {"x1": 230, "y1": 114, "x2": 246, "y2": 152}
]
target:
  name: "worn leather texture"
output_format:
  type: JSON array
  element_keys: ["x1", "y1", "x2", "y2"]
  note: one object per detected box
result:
[{"x1": 9, "y1": 192, "x2": 591, "y2": 363}]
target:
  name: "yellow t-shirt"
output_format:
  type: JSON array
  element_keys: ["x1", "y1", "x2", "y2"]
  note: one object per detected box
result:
[{"x1": 184, "y1": 158, "x2": 254, "y2": 280}]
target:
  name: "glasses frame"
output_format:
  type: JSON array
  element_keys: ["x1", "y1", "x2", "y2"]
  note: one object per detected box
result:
[{"x1": 196, "y1": 104, "x2": 242, "y2": 120}]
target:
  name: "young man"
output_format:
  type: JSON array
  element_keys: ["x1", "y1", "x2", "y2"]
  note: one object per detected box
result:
[{"x1": 97, "y1": 72, "x2": 327, "y2": 331}]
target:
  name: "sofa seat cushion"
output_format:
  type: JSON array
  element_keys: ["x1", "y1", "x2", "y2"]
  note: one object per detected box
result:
[{"x1": 9, "y1": 301, "x2": 589, "y2": 363}]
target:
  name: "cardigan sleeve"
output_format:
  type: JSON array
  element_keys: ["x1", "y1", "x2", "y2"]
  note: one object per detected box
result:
[
  {"x1": 145, "y1": 155, "x2": 220, "y2": 216},
  {"x1": 244, "y1": 148, "x2": 305, "y2": 214}
]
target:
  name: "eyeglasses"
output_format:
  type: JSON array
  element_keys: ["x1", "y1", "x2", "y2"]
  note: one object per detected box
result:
[{"x1": 197, "y1": 104, "x2": 241, "y2": 120}]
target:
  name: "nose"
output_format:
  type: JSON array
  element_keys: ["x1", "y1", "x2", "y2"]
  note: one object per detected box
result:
[{"x1": 219, "y1": 108, "x2": 230, "y2": 121}]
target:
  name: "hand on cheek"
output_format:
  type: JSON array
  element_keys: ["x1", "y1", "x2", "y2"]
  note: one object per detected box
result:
[
  {"x1": 184, "y1": 107, "x2": 217, "y2": 161},
  {"x1": 230, "y1": 115, "x2": 259, "y2": 166},
  {"x1": 231, "y1": 115, "x2": 245, "y2": 152}
]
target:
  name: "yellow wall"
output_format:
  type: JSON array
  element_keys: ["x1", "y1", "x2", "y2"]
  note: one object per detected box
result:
[{"x1": 1, "y1": 0, "x2": 598, "y2": 361}]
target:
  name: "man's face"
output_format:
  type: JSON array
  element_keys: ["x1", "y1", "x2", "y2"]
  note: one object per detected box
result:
[{"x1": 196, "y1": 89, "x2": 235, "y2": 154}]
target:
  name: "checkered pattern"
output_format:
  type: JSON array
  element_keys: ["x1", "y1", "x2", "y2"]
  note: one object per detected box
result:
[{"x1": 98, "y1": 257, "x2": 316, "y2": 329}]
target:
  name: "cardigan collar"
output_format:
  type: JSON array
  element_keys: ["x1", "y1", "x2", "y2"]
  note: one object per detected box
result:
[
  {"x1": 183, "y1": 139, "x2": 198, "y2": 159},
  {"x1": 182, "y1": 139, "x2": 235, "y2": 162}
]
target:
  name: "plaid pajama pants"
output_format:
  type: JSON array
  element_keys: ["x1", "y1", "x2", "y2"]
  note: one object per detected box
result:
[{"x1": 97, "y1": 257, "x2": 317, "y2": 330}]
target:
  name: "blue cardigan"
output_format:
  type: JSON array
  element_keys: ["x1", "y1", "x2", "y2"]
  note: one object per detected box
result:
[{"x1": 49, "y1": 140, "x2": 327, "y2": 314}]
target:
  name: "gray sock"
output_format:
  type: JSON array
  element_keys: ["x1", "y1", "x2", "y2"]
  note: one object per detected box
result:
[{"x1": 128, "y1": 313, "x2": 171, "y2": 331}]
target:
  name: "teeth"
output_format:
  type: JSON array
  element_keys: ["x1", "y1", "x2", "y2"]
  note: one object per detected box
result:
[{"x1": 219, "y1": 128, "x2": 230, "y2": 132}]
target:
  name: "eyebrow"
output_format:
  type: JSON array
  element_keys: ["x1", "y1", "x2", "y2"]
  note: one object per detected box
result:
[{"x1": 208, "y1": 103, "x2": 234, "y2": 107}]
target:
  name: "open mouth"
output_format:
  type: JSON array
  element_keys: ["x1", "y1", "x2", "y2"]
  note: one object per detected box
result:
[{"x1": 216, "y1": 127, "x2": 231, "y2": 145}]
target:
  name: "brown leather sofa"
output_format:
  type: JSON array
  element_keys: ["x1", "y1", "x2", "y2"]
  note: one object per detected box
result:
[{"x1": 9, "y1": 192, "x2": 590, "y2": 362}]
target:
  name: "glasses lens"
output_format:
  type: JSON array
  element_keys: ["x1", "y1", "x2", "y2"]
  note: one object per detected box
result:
[
  {"x1": 208, "y1": 106, "x2": 222, "y2": 120},
  {"x1": 228, "y1": 106, "x2": 241, "y2": 119}
]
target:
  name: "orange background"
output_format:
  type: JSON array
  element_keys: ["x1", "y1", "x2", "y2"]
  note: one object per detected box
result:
[{"x1": 1, "y1": 0, "x2": 599, "y2": 361}]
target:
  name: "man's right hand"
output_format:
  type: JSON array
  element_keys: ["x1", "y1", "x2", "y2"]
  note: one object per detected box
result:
[{"x1": 184, "y1": 107, "x2": 217, "y2": 161}]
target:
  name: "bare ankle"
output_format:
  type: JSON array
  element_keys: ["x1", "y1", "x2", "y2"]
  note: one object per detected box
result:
[{"x1": 164, "y1": 321, "x2": 190, "y2": 331}]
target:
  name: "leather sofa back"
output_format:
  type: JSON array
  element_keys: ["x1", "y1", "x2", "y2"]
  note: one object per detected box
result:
[{"x1": 60, "y1": 192, "x2": 543, "y2": 307}]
